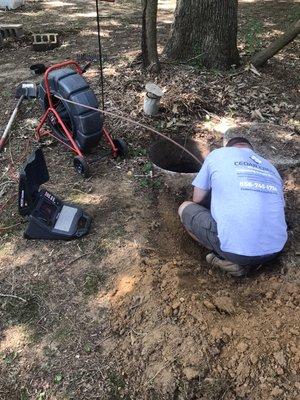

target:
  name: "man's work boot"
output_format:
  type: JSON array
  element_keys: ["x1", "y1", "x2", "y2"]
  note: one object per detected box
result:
[{"x1": 206, "y1": 253, "x2": 249, "y2": 277}]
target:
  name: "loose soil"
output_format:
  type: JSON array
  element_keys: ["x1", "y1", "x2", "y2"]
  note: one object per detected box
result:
[{"x1": 0, "y1": 1, "x2": 299, "y2": 399}]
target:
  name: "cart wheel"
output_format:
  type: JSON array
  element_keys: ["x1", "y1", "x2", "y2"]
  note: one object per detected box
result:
[
  {"x1": 113, "y1": 138, "x2": 128, "y2": 157},
  {"x1": 74, "y1": 156, "x2": 89, "y2": 178}
]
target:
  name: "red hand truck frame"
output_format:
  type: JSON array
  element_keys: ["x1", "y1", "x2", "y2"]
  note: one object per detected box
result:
[{"x1": 36, "y1": 60, "x2": 119, "y2": 159}]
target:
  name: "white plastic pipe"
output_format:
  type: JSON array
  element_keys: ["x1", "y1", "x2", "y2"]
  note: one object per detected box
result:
[{"x1": 143, "y1": 82, "x2": 164, "y2": 116}]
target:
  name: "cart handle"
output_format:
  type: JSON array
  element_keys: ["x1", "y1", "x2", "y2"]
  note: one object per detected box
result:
[{"x1": 44, "y1": 61, "x2": 83, "y2": 109}]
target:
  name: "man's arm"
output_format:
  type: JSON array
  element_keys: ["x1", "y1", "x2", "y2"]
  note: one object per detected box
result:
[
  {"x1": 193, "y1": 187, "x2": 209, "y2": 204},
  {"x1": 178, "y1": 156, "x2": 212, "y2": 220},
  {"x1": 192, "y1": 156, "x2": 211, "y2": 204}
]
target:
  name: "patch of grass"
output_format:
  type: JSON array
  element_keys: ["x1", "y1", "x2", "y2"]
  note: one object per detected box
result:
[
  {"x1": 142, "y1": 161, "x2": 152, "y2": 174},
  {"x1": 54, "y1": 373, "x2": 63, "y2": 384},
  {"x1": 136, "y1": 161, "x2": 162, "y2": 189},
  {"x1": 0, "y1": 280, "x2": 53, "y2": 342},
  {"x1": 128, "y1": 146, "x2": 147, "y2": 158},
  {"x1": 44, "y1": 345, "x2": 57, "y2": 358},
  {"x1": 89, "y1": 246, "x2": 108, "y2": 264},
  {"x1": 52, "y1": 323, "x2": 74, "y2": 342},
  {"x1": 1, "y1": 293, "x2": 40, "y2": 326},
  {"x1": 2, "y1": 89, "x2": 11, "y2": 98},
  {"x1": 0, "y1": 281, "x2": 49, "y2": 328},
  {"x1": 92, "y1": 223, "x2": 126, "y2": 253},
  {"x1": 83, "y1": 344, "x2": 92, "y2": 354},
  {"x1": 139, "y1": 176, "x2": 162, "y2": 190},
  {"x1": 240, "y1": 18, "x2": 264, "y2": 54},
  {"x1": 108, "y1": 371, "x2": 129, "y2": 400},
  {"x1": 209, "y1": 68, "x2": 223, "y2": 77},
  {"x1": 288, "y1": 6, "x2": 300, "y2": 22},
  {"x1": 36, "y1": 392, "x2": 46, "y2": 400},
  {"x1": 20, "y1": 388, "x2": 30, "y2": 400},
  {"x1": 97, "y1": 237, "x2": 116, "y2": 252},
  {"x1": 108, "y1": 224, "x2": 126, "y2": 241},
  {"x1": 40, "y1": 362, "x2": 53, "y2": 374},
  {"x1": 83, "y1": 270, "x2": 106, "y2": 296},
  {"x1": 1, "y1": 350, "x2": 18, "y2": 365}
]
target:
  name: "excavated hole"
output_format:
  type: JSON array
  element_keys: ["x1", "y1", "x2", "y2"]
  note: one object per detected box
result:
[
  {"x1": 148, "y1": 139, "x2": 207, "y2": 262},
  {"x1": 148, "y1": 138, "x2": 203, "y2": 174}
]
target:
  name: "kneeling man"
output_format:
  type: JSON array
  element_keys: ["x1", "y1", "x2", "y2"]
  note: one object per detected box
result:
[{"x1": 178, "y1": 137, "x2": 287, "y2": 277}]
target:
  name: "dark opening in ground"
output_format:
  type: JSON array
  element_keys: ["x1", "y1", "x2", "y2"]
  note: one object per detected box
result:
[{"x1": 148, "y1": 138, "x2": 203, "y2": 173}]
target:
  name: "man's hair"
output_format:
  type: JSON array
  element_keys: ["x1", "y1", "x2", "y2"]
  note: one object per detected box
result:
[{"x1": 226, "y1": 136, "x2": 253, "y2": 148}]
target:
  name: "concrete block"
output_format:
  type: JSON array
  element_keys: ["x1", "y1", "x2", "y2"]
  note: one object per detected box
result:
[
  {"x1": 0, "y1": 24, "x2": 24, "y2": 40},
  {"x1": 32, "y1": 33, "x2": 59, "y2": 52}
]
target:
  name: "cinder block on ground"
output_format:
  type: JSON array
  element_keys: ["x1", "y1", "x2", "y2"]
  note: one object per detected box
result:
[
  {"x1": 0, "y1": 24, "x2": 24, "y2": 40},
  {"x1": 32, "y1": 33, "x2": 59, "y2": 52}
]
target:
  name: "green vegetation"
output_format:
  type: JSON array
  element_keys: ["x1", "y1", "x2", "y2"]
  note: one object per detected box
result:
[
  {"x1": 1, "y1": 293, "x2": 40, "y2": 326},
  {"x1": 108, "y1": 371, "x2": 130, "y2": 400},
  {"x1": 20, "y1": 388, "x2": 29, "y2": 400},
  {"x1": 54, "y1": 373, "x2": 63, "y2": 384},
  {"x1": 52, "y1": 323, "x2": 74, "y2": 342},
  {"x1": 2, "y1": 350, "x2": 18, "y2": 365},
  {"x1": 288, "y1": 6, "x2": 300, "y2": 22},
  {"x1": 137, "y1": 161, "x2": 162, "y2": 189},
  {"x1": 83, "y1": 269, "x2": 106, "y2": 296},
  {"x1": 37, "y1": 392, "x2": 46, "y2": 400},
  {"x1": 139, "y1": 176, "x2": 162, "y2": 189},
  {"x1": 128, "y1": 146, "x2": 147, "y2": 158},
  {"x1": 241, "y1": 18, "x2": 264, "y2": 53}
]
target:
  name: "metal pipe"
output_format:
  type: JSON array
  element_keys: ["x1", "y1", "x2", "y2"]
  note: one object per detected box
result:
[
  {"x1": 0, "y1": 95, "x2": 24, "y2": 152},
  {"x1": 96, "y1": 0, "x2": 105, "y2": 111}
]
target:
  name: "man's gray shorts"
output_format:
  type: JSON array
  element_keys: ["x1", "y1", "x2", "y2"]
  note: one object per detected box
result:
[{"x1": 181, "y1": 203, "x2": 280, "y2": 267}]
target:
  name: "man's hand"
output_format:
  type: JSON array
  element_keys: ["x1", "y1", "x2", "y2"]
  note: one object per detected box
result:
[{"x1": 193, "y1": 187, "x2": 209, "y2": 204}]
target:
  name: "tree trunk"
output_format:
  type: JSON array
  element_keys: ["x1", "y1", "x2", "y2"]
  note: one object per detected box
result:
[
  {"x1": 141, "y1": 0, "x2": 160, "y2": 72},
  {"x1": 165, "y1": 0, "x2": 239, "y2": 70},
  {"x1": 251, "y1": 19, "x2": 300, "y2": 68}
]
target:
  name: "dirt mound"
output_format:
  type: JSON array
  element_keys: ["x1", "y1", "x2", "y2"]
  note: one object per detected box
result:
[{"x1": 105, "y1": 189, "x2": 300, "y2": 399}]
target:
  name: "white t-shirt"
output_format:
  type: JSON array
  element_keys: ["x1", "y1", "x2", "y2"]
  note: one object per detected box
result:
[{"x1": 192, "y1": 147, "x2": 287, "y2": 256}]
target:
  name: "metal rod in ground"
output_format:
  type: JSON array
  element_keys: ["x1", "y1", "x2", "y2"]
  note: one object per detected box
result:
[
  {"x1": 96, "y1": 0, "x2": 105, "y2": 111},
  {"x1": 0, "y1": 95, "x2": 24, "y2": 152}
]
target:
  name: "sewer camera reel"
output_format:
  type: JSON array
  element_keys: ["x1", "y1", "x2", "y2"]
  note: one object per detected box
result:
[{"x1": 36, "y1": 0, "x2": 127, "y2": 178}]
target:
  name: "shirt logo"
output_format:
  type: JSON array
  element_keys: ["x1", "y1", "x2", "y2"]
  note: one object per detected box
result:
[{"x1": 250, "y1": 155, "x2": 262, "y2": 164}]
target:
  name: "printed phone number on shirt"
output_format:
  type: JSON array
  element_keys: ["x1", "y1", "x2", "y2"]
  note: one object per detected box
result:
[{"x1": 239, "y1": 181, "x2": 278, "y2": 192}]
